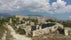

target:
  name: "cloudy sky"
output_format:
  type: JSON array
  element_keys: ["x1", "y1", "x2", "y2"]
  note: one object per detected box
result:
[{"x1": 0, "y1": 0, "x2": 71, "y2": 20}]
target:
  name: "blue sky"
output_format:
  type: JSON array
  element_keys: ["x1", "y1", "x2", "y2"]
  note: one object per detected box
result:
[{"x1": 0, "y1": 0, "x2": 71, "y2": 20}]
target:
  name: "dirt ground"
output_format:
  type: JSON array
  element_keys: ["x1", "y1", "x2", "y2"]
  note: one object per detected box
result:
[{"x1": 32, "y1": 32, "x2": 71, "y2": 40}]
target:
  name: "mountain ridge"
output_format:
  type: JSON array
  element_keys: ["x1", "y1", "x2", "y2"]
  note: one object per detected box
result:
[{"x1": 0, "y1": 13, "x2": 12, "y2": 18}]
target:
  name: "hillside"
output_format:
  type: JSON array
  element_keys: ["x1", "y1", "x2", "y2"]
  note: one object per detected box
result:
[{"x1": 0, "y1": 15, "x2": 71, "y2": 40}]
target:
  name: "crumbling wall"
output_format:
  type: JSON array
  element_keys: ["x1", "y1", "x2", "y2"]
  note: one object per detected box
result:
[
  {"x1": 32, "y1": 28, "x2": 50, "y2": 36},
  {"x1": 64, "y1": 27, "x2": 71, "y2": 36},
  {"x1": 32, "y1": 23, "x2": 64, "y2": 37},
  {"x1": 32, "y1": 25, "x2": 59, "y2": 36}
]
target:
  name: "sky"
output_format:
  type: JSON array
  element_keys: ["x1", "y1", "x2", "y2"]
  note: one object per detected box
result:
[{"x1": 0, "y1": 0, "x2": 71, "y2": 20}]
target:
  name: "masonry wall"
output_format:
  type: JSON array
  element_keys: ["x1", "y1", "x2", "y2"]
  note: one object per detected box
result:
[{"x1": 32, "y1": 25, "x2": 59, "y2": 36}]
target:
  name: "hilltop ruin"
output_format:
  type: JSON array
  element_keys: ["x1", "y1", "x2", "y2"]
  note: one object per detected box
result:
[
  {"x1": 8, "y1": 15, "x2": 71, "y2": 37},
  {"x1": 0, "y1": 15, "x2": 71, "y2": 40}
]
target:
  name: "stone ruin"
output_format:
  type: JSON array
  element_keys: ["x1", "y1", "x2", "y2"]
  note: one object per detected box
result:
[
  {"x1": 9, "y1": 15, "x2": 71, "y2": 37},
  {"x1": 16, "y1": 22, "x2": 65, "y2": 37}
]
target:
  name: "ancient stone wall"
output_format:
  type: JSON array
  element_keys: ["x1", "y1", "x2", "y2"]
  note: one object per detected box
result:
[{"x1": 32, "y1": 25, "x2": 59, "y2": 36}]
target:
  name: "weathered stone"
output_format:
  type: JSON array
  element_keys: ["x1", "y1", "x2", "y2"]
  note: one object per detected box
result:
[{"x1": 64, "y1": 29, "x2": 68, "y2": 36}]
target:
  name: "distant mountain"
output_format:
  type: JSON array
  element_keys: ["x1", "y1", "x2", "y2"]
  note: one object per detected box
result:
[
  {"x1": 27, "y1": 14, "x2": 56, "y2": 20},
  {"x1": 0, "y1": 13, "x2": 12, "y2": 18},
  {"x1": 27, "y1": 14, "x2": 43, "y2": 17}
]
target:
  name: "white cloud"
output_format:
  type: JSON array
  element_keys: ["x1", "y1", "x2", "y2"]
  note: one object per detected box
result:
[
  {"x1": 0, "y1": 0, "x2": 71, "y2": 14},
  {"x1": 51, "y1": 0, "x2": 71, "y2": 14}
]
